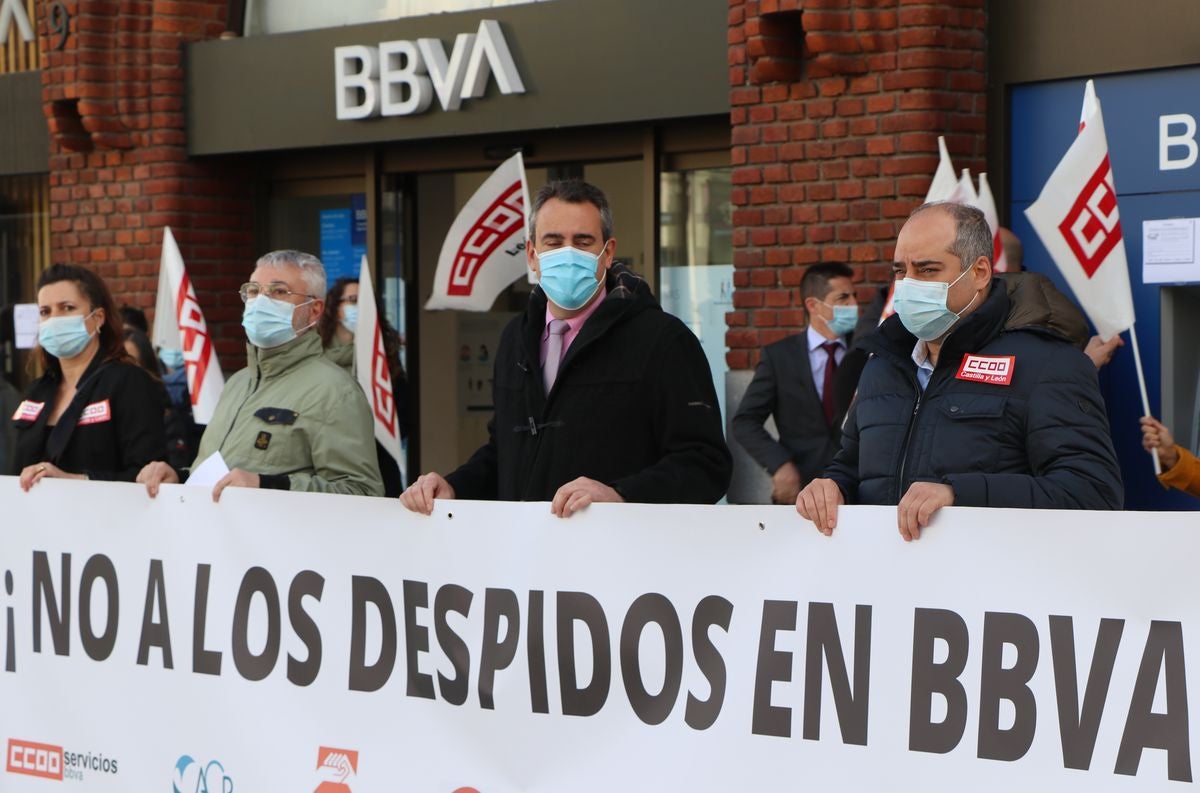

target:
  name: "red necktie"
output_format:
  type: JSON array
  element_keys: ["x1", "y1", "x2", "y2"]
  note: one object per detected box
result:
[{"x1": 820, "y1": 341, "x2": 839, "y2": 425}]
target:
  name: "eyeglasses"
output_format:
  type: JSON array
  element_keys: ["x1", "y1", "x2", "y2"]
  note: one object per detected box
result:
[{"x1": 238, "y1": 281, "x2": 317, "y2": 303}]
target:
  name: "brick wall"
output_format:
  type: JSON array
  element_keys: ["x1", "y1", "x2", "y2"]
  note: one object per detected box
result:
[
  {"x1": 39, "y1": 0, "x2": 255, "y2": 360},
  {"x1": 727, "y1": 0, "x2": 987, "y2": 369}
]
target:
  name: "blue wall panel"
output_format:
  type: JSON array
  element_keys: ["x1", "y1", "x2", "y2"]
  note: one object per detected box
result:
[{"x1": 1011, "y1": 67, "x2": 1200, "y2": 510}]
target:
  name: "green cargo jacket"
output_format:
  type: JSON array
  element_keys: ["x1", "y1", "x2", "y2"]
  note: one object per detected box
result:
[{"x1": 193, "y1": 331, "x2": 383, "y2": 496}]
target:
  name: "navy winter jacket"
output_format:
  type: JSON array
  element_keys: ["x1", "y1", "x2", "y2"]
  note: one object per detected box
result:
[{"x1": 825, "y1": 280, "x2": 1123, "y2": 509}]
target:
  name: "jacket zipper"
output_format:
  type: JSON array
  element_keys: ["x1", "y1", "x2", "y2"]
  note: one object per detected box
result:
[
  {"x1": 895, "y1": 370, "x2": 925, "y2": 497},
  {"x1": 217, "y1": 363, "x2": 262, "y2": 452}
]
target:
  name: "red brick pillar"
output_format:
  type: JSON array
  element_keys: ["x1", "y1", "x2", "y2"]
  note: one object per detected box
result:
[
  {"x1": 40, "y1": 0, "x2": 255, "y2": 360},
  {"x1": 727, "y1": 0, "x2": 987, "y2": 369}
]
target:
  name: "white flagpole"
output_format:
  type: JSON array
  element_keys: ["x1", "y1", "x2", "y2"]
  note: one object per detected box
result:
[{"x1": 1127, "y1": 323, "x2": 1162, "y2": 475}]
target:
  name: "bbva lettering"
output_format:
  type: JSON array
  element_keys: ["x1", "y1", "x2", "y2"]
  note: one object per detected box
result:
[
  {"x1": 1160, "y1": 113, "x2": 1198, "y2": 171},
  {"x1": 335, "y1": 19, "x2": 526, "y2": 121}
]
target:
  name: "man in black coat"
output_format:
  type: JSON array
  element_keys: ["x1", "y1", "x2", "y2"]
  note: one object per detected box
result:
[
  {"x1": 401, "y1": 179, "x2": 731, "y2": 516},
  {"x1": 732, "y1": 262, "x2": 862, "y2": 504},
  {"x1": 797, "y1": 202, "x2": 1123, "y2": 540}
]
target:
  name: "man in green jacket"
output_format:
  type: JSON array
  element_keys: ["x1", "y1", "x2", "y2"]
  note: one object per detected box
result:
[{"x1": 138, "y1": 250, "x2": 383, "y2": 500}]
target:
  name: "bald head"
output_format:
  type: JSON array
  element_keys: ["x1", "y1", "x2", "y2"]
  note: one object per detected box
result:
[{"x1": 998, "y1": 227, "x2": 1023, "y2": 272}]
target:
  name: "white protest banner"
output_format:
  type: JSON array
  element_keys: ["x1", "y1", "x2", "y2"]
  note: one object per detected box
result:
[
  {"x1": 425, "y1": 152, "x2": 530, "y2": 311},
  {"x1": 1, "y1": 476, "x2": 1197, "y2": 791},
  {"x1": 354, "y1": 255, "x2": 404, "y2": 481},
  {"x1": 152, "y1": 227, "x2": 224, "y2": 424},
  {"x1": 1024, "y1": 80, "x2": 1136, "y2": 342}
]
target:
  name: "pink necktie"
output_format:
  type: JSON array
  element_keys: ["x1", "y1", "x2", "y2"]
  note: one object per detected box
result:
[{"x1": 543, "y1": 319, "x2": 570, "y2": 394}]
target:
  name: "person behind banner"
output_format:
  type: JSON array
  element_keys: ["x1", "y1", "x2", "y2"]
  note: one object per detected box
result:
[
  {"x1": 1140, "y1": 415, "x2": 1200, "y2": 498},
  {"x1": 1, "y1": 373, "x2": 20, "y2": 476},
  {"x1": 318, "y1": 276, "x2": 409, "y2": 497},
  {"x1": 401, "y1": 179, "x2": 731, "y2": 516},
  {"x1": 796, "y1": 202, "x2": 1123, "y2": 540},
  {"x1": 13, "y1": 265, "x2": 167, "y2": 490},
  {"x1": 136, "y1": 250, "x2": 383, "y2": 500},
  {"x1": 156, "y1": 343, "x2": 203, "y2": 473},
  {"x1": 997, "y1": 226, "x2": 1125, "y2": 369},
  {"x1": 732, "y1": 262, "x2": 864, "y2": 505}
]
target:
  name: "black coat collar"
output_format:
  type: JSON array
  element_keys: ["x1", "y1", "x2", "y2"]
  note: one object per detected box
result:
[{"x1": 29, "y1": 352, "x2": 114, "y2": 463}]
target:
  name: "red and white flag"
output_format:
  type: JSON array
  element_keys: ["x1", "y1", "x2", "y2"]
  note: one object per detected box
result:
[
  {"x1": 972, "y1": 172, "x2": 1009, "y2": 272},
  {"x1": 1024, "y1": 80, "x2": 1135, "y2": 341},
  {"x1": 924, "y1": 136, "x2": 958, "y2": 203},
  {"x1": 425, "y1": 151, "x2": 530, "y2": 311},
  {"x1": 924, "y1": 139, "x2": 1008, "y2": 270},
  {"x1": 878, "y1": 282, "x2": 896, "y2": 325},
  {"x1": 354, "y1": 256, "x2": 404, "y2": 480},
  {"x1": 152, "y1": 227, "x2": 224, "y2": 424}
]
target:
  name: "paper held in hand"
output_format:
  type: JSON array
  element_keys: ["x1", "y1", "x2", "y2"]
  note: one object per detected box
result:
[{"x1": 187, "y1": 451, "x2": 229, "y2": 488}]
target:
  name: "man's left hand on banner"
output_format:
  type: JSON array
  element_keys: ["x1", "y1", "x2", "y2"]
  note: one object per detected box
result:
[
  {"x1": 897, "y1": 481, "x2": 954, "y2": 542},
  {"x1": 551, "y1": 477, "x2": 624, "y2": 518},
  {"x1": 212, "y1": 468, "x2": 261, "y2": 502}
]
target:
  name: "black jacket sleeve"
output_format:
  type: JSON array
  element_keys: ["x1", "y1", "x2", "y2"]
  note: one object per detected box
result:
[
  {"x1": 823, "y1": 396, "x2": 862, "y2": 504},
  {"x1": 731, "y1": 349, "x2": 793, "y2": 475},
  {"x1": 611, "y1": 327, "x2": 732, "y2": 504}
]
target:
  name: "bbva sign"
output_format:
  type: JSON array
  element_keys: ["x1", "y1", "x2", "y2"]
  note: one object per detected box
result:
[{"x1": 335, "y1": 19, "x2": 526, "y2": 121}]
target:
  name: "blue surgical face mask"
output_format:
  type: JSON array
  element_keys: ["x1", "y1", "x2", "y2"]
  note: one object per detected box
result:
[
  {"x1": 242, "y1": 295, "x2": 310, "y2": 349},
  {"x1": 38, "y1": 310, "x2": 97, "y2": 360},
  {"x1": 340, "y1": 305, "x2": 359, "y2": 335},
  {"x1": 892, "y1": 267, "x2": 977, "y2": 341},
  {"x1": 537, "y1": 245, "x2": 605, "y2": 311},
  {"x1": 823, "y1": 303, "x2": 859, "y2": 336},
  {"x1": 159, "y1": 347, "x2": 184, "y2": 370}
]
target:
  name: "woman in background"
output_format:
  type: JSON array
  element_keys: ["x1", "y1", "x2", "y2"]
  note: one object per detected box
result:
[
  {"x1": 319, "y1": 277, "x2": 409, "y2": 497},
  {"x1": 123, "y1": 326, "x2": 161, "y2": 375},
  {"x1": 1141, "y1": 415, "x2": 1200, "y2": 498},
  {"x1": 13, "y1": 265, "x2": 166, "y2": 490}
]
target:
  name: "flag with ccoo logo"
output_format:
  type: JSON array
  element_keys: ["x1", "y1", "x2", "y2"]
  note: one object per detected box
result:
[
  {"x1": 425, "y1": 152, "x2": 530, "y2": 311},
  {"x1": 152, "y1": 227, "x2": 225, "y2": 423},
  {"x1": 1024, "y1": 80, "x2": 1136, "y2": 341}
]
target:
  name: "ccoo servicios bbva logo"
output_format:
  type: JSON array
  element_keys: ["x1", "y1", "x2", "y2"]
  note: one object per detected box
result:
[
  {"x1": 173, "y1": 755, "x2": 233, "y2": 793},
  {"x1": 6, "y1": 738, "x2": 120, "y2": 782}
]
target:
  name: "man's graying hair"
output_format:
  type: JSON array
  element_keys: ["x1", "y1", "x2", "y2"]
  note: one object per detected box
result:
[
  {"x1": 530, "y1": 179, "x2": 614, "y2": 241},
  {"x1": 255, "y1": 250, "x2": 326, "y2": 297},
  {"x1": 910, "y1": 202, "x2": 993, "y2": 271}
]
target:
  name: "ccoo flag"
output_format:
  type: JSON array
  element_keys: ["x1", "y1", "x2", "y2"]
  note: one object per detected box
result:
[
  {"x1": 425, "y1": 151, "x2": 531, "y2": 311},
  {"x1": 1024, "y1": 80, "x2": 1135, "y2": 341},
  {"x1": 152, "y1": 227, "x2": 224, "y2": 424},
  {"x1": 354, "y1": 256, "x2": 404, "y2": 481}
]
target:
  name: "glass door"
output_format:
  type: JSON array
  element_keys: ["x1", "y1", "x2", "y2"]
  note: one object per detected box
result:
[{"x1": 658, "y1": 166, "x2": 734, "y2": 423}]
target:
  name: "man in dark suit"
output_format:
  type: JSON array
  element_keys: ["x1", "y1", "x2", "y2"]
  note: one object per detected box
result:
[{"x1": 733, "y1": 262, "x2": 861, "y2": 504}]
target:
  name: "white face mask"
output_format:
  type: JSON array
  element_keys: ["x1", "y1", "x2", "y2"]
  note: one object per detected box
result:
[{"x1": 892, "y1": 267, "x2": 977, "y2": 341}]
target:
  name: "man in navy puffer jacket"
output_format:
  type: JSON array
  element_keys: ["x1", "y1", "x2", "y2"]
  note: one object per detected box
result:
[{"x1": 796, "y1": 202, "x2": 1123, "y2": 541}]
